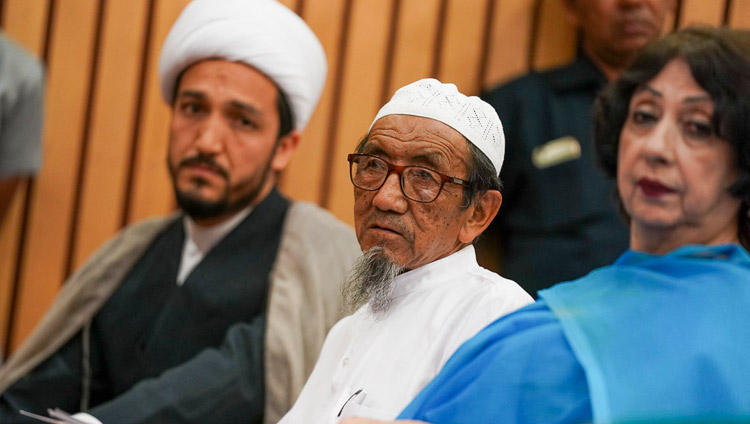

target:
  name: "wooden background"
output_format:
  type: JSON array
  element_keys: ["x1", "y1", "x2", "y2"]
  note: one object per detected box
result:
[{"x1": 0, "y1": 0, "x2": 747, "y2": 356}]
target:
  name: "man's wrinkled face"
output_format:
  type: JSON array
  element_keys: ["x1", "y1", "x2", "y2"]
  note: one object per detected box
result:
[
  {"x1": 353, "y1": 114, "x2": 475, "y2": 270},
  {"x1": 167, "y1": 59, "x2": 283, "y2": 225}
]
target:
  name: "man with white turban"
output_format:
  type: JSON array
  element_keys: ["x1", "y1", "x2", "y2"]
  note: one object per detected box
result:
[
  {"x1": 279, "y1": 78, "x2": 533, "y2": 424},
  {"x1": 0, "y1": 1, "x2": 358, "y2": 423}
]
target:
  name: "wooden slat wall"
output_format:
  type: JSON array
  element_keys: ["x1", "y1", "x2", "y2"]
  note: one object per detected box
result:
[{"x1": 0, "y1": 0, "x2": 738, "y2": 354}]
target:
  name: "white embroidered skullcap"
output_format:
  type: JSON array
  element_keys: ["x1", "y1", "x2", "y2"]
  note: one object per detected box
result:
[
  {"x1": 159, "y1": 0, "x2": 327, "y2": 131},
  {"x1": 370, "y1": 78, "x2": 505, "y2": 175}
]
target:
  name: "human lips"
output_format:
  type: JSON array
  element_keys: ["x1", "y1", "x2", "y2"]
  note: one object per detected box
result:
[
  {"x1": 637, "y1": 178, "x2": 676, "y2": 197},
  {"x1": 369, "y1": 223, "x2": 403, "y2": 237},
  {"x1": 365, "y1": 217, "x2": 411, "y2": 241},
  {"x1": 617, "y1": 15, "x2": 655, "y2": 37},
  {"x1": 179, "y1": 156, "x2": 228, "y2": 180}
]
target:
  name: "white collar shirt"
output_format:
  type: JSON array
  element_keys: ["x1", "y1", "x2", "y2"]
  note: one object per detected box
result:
[
  {"x1": 279, "y1": 245, "x2": 533, "y2": 423},
  {"x1": 176, "y1": 206, "x2": 252, "y2": 285}
]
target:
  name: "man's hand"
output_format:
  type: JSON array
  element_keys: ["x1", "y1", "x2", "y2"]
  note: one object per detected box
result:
[{"x1": 339, "y1": 419, "x2": 427, "y2": 424}]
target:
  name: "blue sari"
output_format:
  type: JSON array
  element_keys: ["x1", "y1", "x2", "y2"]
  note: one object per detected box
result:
[{"x1": 399, "y1": 244, "x2": 750, "y2": 423}]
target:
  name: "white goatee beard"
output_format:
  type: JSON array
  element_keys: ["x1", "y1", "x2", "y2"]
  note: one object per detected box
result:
[{"x1": 342, "y1": 246, "x2": 405, "y2": 316}]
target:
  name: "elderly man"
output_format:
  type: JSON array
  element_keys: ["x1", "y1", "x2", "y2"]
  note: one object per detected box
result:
[
  {"x1": 479, "y1": 0, "x2": 675, "y2": 295},
  {"x1": 0, "y1": 0, "x2": 358, "y2": 423},
  {"x1": 279, "y1": 78, "x2": 532, "y2": 424}
]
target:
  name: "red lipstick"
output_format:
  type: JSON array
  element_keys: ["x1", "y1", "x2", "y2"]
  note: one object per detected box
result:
[{"x1": 638, "y1": 178, "x2": 675, "y2": 197}]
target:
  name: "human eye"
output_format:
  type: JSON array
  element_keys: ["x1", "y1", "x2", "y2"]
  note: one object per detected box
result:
[
  {"x1": 360, "y1": 156, "x2": 387, "y2": 171},
  {"x1": 230, "y1": 112, "x2": 258, "y2": 130},
  {"x1": 414, "y1": 168, "x2": 438, "y2": 182},
  {"x1": 683, "y1": 119, "x2": 715, "y2": 140},
  {"x1": 178, "y1": 100, "x2": 204, "y2": 116},
  {"x1": 631, "y1": 108, "x2": 658, "y2": 125},
  {"x1": 406, "y1": 167, "x2": 440, "y2": 187}
]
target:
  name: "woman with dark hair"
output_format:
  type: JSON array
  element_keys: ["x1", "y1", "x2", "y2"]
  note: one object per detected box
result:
[
  {"x1": 340, "y1": 27, "x2": 750, "y2": 424},
  {"x1": 595, "y1": 26, "x2": 750, "y2": 251}
]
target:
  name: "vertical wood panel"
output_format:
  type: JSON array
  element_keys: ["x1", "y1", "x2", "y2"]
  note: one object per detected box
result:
[
  {"x1": 0, "y1": 180, "x2": 26, "y2": 352},
  {"x1": 532, "y1": 0, "x2": 576, "y2": 70},
  {"x1": 0, "y1": 0, "x2": 49, "y2": 353},
  {"x1": 326, "y1": 0, "x2": 394, "y2": 225},
  {"x1": 678, "y1": 0, "x2": 725, "y2": 27},
  {"x1": 483, "y1": 0, "x2": 536, "y2": 89},
  {"x1": 73, "y1": 0, "x2": 150, "y2": 268},
  {"x1": 438, "y1": 0, "x2": 491, "y2": 95},
  {"x1": 128, "y1": 0, "x2": 190, "y2": 224},
  {"x1": 280, "y1": 0, "x2": 347, "y2": 204},
  {"x1": 11, "y1": 0, "x2": 99, "y2": 350},
  {"x1": 729, "y1": 0, "x2": 750, "y2": 28},
  {"x1": 388, "y1": 0, "x2": 441, "y2": 95}
]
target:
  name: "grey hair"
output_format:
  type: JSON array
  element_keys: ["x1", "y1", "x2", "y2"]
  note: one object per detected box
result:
[{"x1": 342, "y1": 247, "x2": 404, "y2": 316}]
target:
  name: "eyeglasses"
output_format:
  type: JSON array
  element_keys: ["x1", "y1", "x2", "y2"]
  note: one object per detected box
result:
[{"x1": 347, "y1": 153, "x2": 471, "y2": 203}]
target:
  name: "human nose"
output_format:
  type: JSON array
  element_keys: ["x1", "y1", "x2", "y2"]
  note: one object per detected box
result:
[
  {"x1": 641, "y1": 120, "x2": 677, "y2": 166},
  {"x1": 371, "y1": 171, "x2": 408, "y2": 213},
  {"x1": 194, "y1": 114, "x2": 226, "y2": 154}
]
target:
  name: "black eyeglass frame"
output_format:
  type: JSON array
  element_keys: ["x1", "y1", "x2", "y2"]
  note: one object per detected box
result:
[{"x1": 347, "y1": 153, "x2": 472, "y2": 203}]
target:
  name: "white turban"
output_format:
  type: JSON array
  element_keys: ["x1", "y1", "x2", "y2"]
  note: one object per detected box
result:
[
  {"x1": 370, "y1": 78, "x2": 505, "y2": 175},
  {"x1": 159, "y1": 0, "x2": 327, "y2": 131}
]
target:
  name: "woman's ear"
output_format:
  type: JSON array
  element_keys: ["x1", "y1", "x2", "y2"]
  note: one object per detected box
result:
[{"x1": 458, "y1": 190, "x2": 502, "y2": 244}]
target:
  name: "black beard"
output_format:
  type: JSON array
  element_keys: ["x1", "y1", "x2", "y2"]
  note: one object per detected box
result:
[
  {"x1": 342, "y1": 247, "x2": 405, "y2": 316},
  {"x1": 174, "y1": 185, "x2": 259, "y2": 221},
  {"x1": 169, "y1": 153, "x2": 272, "y2": 221}
]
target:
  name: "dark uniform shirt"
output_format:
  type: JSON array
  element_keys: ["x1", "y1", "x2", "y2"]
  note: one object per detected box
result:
[{"x1": 481, "y1": 54, "x2": 629, "y2": 297}]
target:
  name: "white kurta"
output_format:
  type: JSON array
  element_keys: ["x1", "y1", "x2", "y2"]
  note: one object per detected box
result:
[{"x1": 279, "y1": 245, "x2": 533, "y2": 423}]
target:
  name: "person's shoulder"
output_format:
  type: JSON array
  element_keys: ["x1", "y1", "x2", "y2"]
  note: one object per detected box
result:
[
  {"x1": 278, "y1": 201, "x2": 360, "y2": 268},
  {"x1": 482, "y1": 71, "x2": 542, "y2": 104},
  {"x1": 286, "y1": 201, "x2": 352, "y2": 233},
  {"x1": 481, "y1": 68, "x2": 565, "y2": 119},
  {"x1": 285, "y1": 202, "x2": 357, "y2": 247},
  {"x1": 482, "y1": 60, "x2": 581, "y2": 101},
  {"x1": 446, "y1": 266, "x2": 533, "y2": 320},
  {"x1": 472, "y1": 266, "x2": 533, "y2": 299},
  {"x1": 94, "y1": 215, "x2": 177, "y2": 253},
  {"x1": 0, "y1": 33, "x2": 44, "y2": 85},
  {"x1": 114, "y1": 214, "x2": 178, "y2": 240}
]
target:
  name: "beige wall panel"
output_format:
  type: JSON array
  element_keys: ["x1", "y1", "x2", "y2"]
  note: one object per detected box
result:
[
  {"x1": 729, "y1": 0, "x2": 750, "y2": 28},
  {"x1": 678, "y1": 0, "x2": 724, "y2": 27},
  {"x1": 327, "y1": 0, "x2": 393, "y2": 225},
  {"x1": 11, "y1": 0, "x2": 99, "y2": 350},
  {"x1": 1, "y1": 0, "x2": 48, "y2": 54},
  {"x1": 483, "y1": 0, "x2": 535, "y2": 89},
  {"x1": 281, "y1": 0, "x2": 347, "y2": 204},
  {"x1": 438, "y1": 0, "x2": 489, "y2": 95},
  {"x1": 128, "y1": 0, "x2": 191, "y2": 224},
  {"x1": 388, "y1": 0, "x2": 441, "y2": 95},
  {"x1": 73, "y1": 0, "x2": 150, "y2": 268},
  {"x1": 532, "y1": 0, "x2": 576, "y2": 70}
]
